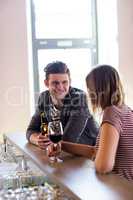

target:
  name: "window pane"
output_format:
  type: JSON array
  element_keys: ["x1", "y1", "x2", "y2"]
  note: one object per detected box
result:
[
  {"x1": 38, "y1": 49, "x2": 92, "y2": 92},
  {"x1": 33, "y1": 0, "x2": 92, "y2": 39}
]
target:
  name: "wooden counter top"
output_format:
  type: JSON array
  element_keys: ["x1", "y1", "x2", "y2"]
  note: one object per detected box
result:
[{"x1": 6, "y1": 132, "x2": 133, "y2": 200}]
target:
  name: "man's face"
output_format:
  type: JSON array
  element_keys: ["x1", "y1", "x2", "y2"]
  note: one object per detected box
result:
[{"x1": 44, "y1": 73, "x2": 70, "y2": 100}]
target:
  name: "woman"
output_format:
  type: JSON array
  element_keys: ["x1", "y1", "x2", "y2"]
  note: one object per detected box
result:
[{"x1": 48, "y1": 65, "x2": 133, "y2": 181}]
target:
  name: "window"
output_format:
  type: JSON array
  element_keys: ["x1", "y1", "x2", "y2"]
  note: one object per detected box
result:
[{"x1": 31, "y1": 0, "x2": 98, "y2": 100}]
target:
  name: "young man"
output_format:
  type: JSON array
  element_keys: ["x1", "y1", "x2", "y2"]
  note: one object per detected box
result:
[{"x1": 26, "y1": 61, "x2": 98, "y2": 149}]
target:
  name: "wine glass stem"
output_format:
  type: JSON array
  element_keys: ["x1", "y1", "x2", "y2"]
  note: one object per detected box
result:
[
  {"x1": 53, "y1": 143, "x2": 58, "y2": 161},
  {"x1": 53, "y1": 143, "x2": 57, "y2": 151}
]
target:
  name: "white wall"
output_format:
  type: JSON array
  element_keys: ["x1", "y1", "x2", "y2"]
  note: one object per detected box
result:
[
  {"x1": 0, "y1": 0, "x2": 31, "y2": 135},
  {"x1": 97, "y1": 0, "x2": 118, "y2": 67},
  {"x1": 117, "y1": 0, "x2": 133, "y2": 108},
  {"x1": 96, "y1": 0, "x2": 133, "y2": 107}
]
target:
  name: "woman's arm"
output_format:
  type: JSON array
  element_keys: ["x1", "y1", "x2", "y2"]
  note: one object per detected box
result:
[
  {"x1": 95, "y1": 123, "x2": 119, "y2": 174},
  {"x1": 62, "y1": 141, "x2": 96, "y2": 159}
]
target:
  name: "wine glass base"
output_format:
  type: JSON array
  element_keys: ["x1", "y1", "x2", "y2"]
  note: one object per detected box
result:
[{"x1": 49, "y1": 156, "x2": 63, "y2": 165}]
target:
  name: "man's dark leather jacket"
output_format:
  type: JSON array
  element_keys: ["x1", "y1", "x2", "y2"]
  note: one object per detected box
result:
[{"x1": 26, "y1": 87, "x2": 98, "y2": 145}]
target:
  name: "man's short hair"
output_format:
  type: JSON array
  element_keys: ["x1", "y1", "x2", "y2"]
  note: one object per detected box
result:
[{"x1": 44, "y1": 61, "x2": 70, "y2": 80}]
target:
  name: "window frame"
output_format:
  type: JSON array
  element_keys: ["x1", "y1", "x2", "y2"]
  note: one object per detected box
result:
[{"x1": 30, "y1": 0, "x2": 98, "y2": 101}]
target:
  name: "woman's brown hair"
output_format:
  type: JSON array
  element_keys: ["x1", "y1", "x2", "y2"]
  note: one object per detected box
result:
[{"x1": 86, "y1": 65, "x2": 125, "y2": 112}]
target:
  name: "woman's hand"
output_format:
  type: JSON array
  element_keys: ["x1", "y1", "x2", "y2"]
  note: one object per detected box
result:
[
  {"x1": 61, "y1": 141, "x2": 96, "y2": 160},
  {"x1": 46, "y1": 142, "x2": 61, "y2": 157}
]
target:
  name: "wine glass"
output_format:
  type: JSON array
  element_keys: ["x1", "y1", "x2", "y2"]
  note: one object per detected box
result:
[{"x1": 48, "y1": 121, "x2": 63, "y2": 163}]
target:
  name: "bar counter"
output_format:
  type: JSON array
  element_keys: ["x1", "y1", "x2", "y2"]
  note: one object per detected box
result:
[{"x1": 6, "y1": 132, "x2": 133, "y2": 200}]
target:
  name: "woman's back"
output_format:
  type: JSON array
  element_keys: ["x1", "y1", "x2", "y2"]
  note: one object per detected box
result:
[{"x1": 101, "y1": 105, "x2": 133, "y2": 180}]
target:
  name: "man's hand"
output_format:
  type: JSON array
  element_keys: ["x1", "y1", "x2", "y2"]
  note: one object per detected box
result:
[
  {"x1": 29, "y1": 133, "x2": 51, "y2": 149},
  {"x1": 37, "y1": 134, "x2": 51, "y2": 149}
]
